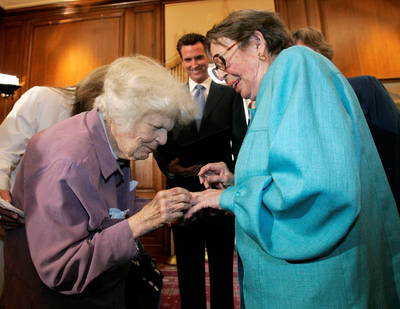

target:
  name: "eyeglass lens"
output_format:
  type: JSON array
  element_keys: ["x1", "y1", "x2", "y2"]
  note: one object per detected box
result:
[
  {"x1": 211, "y1": 67, "x2": 225, "y2": 81},
  {"x1": 212, "y1": 41, "x2": 239, "y2": 71},
  {"x1": 213, "y1": 55, "x2": 226, "y2": 71}
]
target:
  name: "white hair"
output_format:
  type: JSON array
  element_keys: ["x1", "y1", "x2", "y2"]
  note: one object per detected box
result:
[{"x1": 94, "y1": 55, "x2": 195, "y2": 132}]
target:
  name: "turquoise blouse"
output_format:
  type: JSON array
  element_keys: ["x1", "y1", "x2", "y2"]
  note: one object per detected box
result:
[{"x1": 221, "y1": 46, "x2": 400, "y2": 308}]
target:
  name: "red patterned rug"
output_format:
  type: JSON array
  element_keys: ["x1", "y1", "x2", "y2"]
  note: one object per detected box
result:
[{"x1": 158, "y1": 257, "x2": 240, "y2": 309}]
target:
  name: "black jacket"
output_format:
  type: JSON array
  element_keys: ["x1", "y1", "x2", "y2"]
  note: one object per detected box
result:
[{"x1": 154, "y1": 81, "x2": 247, "y2": 192}]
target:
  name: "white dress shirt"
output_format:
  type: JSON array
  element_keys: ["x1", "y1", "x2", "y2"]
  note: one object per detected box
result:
[
  {"x1": 0, "y1": 86, "x2": 73, "y2": 190},
  {"x1": 188, "y1": 77, "x2": 211, "y2": 100}
]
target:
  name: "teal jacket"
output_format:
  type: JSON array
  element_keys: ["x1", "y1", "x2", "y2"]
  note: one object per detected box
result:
[{"x1": 221, "y1": 46, "x2": 400, "y2": 308}]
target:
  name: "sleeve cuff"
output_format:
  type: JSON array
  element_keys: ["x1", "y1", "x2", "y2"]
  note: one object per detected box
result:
[
  {"x1": 0, "y1": 176, "x2": 10, "y2": 190},
  {"x1": 220, "y1": 185, "x2": 236, "y2": 213}
]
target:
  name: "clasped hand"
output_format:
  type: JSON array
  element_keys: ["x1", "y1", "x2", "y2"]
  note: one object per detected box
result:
[
  {"x1": 128, "y1": 187, "x2": 192, "y2": 238},
  {"x1": 0, "y1": 161, "x2": 234, "y2": 232},
  {"x1": 185, "y1": 162, "x2": 234, "y2": 219}
]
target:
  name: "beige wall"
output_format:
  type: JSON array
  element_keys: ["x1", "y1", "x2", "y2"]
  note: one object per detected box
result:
[{"x1": 165, "y1": 0, "x2": 275, "y2": 66}]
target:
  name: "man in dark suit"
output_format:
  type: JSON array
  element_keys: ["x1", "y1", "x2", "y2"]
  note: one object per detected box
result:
[
  {"x1": 347, "y1": 75, "x2": 400, "y2": 211},
  {"x1": 154, "y1": 33, "x2": 246, "y2": 309}
]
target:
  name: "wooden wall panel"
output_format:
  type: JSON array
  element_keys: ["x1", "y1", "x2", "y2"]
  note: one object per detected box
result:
[
  {"x1": 319, "y1": 0, "x2": 400, "y2": 79},
  {"x1": 124, "y1": 4, "x2": 168, "y2": 256},
  {"x1": 124, "y1": 4, "x2": 162, "y2": 58},
  {"x1": 132, "y1": 154, "x2": 164, "y2": 199},
  {"x1": 275, "y1": 0, "x2": 400, "y2": 79},
  {"x1": 131, "y1": 154, "x2": 168, "y2": 255},
  {"x1": 0, "y1": 21, "x2": 27, "y2": 121},
  {"x1": 275, "y1": 0, "x2": 321, "y2": 30},
  {"x1": 0, "y1": 22, "x2": 26, "y2": 77},
  {"x1": 28, "y1": 13, "x2": 123, "y2": 87},
  {"x1": 133, "y1": 7, "x2": 157, "y2": 57}
]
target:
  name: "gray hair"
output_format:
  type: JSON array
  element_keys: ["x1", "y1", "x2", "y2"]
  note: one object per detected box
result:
[
  {"x1": 206, "y1": 9, "x2": 293, "y2": 56},
  {"x1": 292, "y1": 27, "x2": 334, "y2": 60},
  {"x1": 94, "y1": 55, "x2": 195, "y2": 132},
  {"x1": 73, "y1": 64, "x2": 110, "y2": 115}
]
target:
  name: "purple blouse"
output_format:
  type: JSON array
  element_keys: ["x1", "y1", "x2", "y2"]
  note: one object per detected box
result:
[{"x1": 3, "y1": 109, "x2": 148, "y2": 307}]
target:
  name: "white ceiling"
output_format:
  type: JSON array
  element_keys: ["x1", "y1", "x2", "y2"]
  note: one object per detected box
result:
[{"x1": 0, "y1": 0, "x2": 75, "y2": 10}]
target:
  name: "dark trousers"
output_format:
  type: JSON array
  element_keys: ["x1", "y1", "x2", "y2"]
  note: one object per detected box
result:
[{"x1": 173, "y1": 211, "x2": 235, "y2": 309}]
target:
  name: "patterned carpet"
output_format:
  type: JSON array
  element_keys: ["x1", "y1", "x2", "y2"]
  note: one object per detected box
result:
[{"x1": 158, "y1": 257, "x2": 240, "y2": 309}]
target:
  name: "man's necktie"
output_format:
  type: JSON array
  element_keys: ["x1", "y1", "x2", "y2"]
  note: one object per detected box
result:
[{"x1": 194, "y1": 84, "x2": 206, "y2": 130}]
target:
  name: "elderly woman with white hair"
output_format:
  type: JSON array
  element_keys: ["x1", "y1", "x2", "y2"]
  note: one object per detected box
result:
[{"x1": 1, "y1": 56, "x2": 195, "y2": 309}]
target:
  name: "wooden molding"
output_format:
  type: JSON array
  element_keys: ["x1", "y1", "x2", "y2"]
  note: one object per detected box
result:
[
  {"x1": 161, "y1": 0, "x2": 206, "y2": 4},
  {"x1": 165, "y1": 53, "x2": 180, "y2": 68},
  {"x1": 1, "y1": 0, "x2": 203, "y2": 16},
  {"x1": 1, "y1": 0, "x2": 159, "y2": 18}
]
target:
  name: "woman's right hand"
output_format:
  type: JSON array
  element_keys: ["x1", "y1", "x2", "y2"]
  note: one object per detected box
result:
[
  {"x1": 127, "y1": 187, "x2": 191, "y2": 238},
  {"x1": 198, "y1": 162, "x2": 234, "y2": 189}
]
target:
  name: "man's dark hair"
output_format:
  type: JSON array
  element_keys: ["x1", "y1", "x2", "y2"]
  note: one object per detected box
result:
[{"x1": 176, "y1": 33, "x2": 206, "y2": 59}]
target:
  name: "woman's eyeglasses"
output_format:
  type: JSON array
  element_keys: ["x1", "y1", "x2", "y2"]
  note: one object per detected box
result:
[
  {"x1": 207, "y1": 64, "x2": 227, "y2": 84},
  {"x1": 212, "y1": 41, "x2": 240, "y2": 71}
]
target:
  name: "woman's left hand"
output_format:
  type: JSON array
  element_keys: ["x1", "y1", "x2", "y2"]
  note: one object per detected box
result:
[
  {"x1": 185, "y1": 189, "x2": 224, "y2": 219},
  {"x1": 198, "y1": 162, "x2": 234, "y2": 189},
  {"x1": 128, "y1": 187, "x2": 191, "y2": 238}
]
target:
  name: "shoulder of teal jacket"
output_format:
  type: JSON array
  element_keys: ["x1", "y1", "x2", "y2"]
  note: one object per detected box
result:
[
  {"x1": 258, "y1": 45, "x2": 352, "y2": 101},
  {"x1": 220, "y1": 185, "x2": 234, "y2": 210}
]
